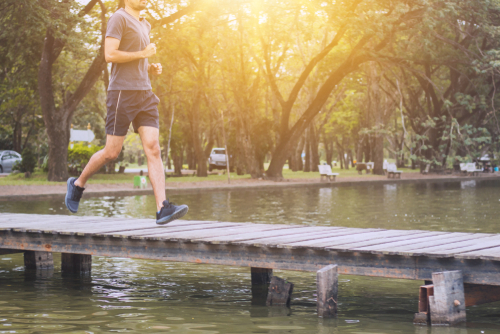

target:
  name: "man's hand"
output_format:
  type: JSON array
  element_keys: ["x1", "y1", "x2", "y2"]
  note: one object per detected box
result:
[
  {"x1": 142, "y1": 43, "x2": 157, "y2": 58},
  {"x1": 150, "y1": 63, "x2": 162, "y2": 76}
]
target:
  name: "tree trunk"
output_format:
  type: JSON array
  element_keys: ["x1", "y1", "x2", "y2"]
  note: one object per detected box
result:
[
  {"x1": 293, "y1": 135, "x2": 304, "y2": 172},
  {"x1": 368, "y1": 63, "x2": 385, "y2": 175},
  {"x1": 324, "y1": 132, "x2": 334, "y2": 168},
  {"x1": 310, "y1": 124, "x2": 320, "y2": 172},
  {"x1": 304, "y1": 127, "x2": 311, "y2": 172}
]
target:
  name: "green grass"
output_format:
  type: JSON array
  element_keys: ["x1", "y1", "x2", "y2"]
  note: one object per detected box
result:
[
  {"x1": 0, "y1": 166, "x2": 419, "y2": 186},
  {"x1": 0, "y1": 171, "x2": 142, "y2": 186}
]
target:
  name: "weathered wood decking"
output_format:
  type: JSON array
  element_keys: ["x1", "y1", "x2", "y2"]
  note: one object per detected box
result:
[{"x1": 1, "y1": 213, "x2": 500, "y2": 285}]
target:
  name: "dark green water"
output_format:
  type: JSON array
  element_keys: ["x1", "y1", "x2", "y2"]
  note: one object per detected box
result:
[{"x1": 1, "y1": 180, "x2": 500, "y2": 333}]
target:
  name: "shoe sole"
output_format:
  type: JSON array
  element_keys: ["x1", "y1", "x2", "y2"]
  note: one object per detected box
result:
[
  {"x1": 156, "y1": 206, "x2": 189, "y2": 225},
  {"x1": 65, "y1": 178, "x2": 78, "y2": 214}
]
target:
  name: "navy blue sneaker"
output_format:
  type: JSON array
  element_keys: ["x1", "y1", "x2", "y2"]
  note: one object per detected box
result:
[
  {"x1": 156, "y1": 199, "x2": 189, "y2": 225},
  {"x1": 65, "y1": 177, "x2": 85, "y2": 213}
]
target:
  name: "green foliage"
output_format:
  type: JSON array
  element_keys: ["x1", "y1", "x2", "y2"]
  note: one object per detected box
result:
[
  {"x1": 68, "y1": 143, "x2": 103, "y2": 166},
  {"x1": 13, "y1": 147, "x2": 37, "y2": 173}
]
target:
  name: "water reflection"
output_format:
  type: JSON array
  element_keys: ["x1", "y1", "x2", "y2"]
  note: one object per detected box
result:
[{"x1": 2, "y1": 180, "x2": 500, "y2": 333}]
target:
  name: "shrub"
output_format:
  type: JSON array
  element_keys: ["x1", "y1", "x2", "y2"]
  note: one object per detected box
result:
[
  {"x1": 68, "y1": 143, "x2": 103, "y2": 175},
  {"x1": 13, "y1": 147, "x2": 37, "y2": 173}
]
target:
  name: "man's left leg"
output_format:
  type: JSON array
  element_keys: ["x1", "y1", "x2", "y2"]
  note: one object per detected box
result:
[{"x1": 138, "y1": 126, "x2": 188, "y2": 224}]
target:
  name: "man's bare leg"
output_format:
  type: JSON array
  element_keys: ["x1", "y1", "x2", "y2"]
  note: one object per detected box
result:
[
  {"x1": 138, "y1": 126, "x2": 166, "y2": 211},
  {"x1": 74, "y1": 135, "x2": 125, "y2": 188}
]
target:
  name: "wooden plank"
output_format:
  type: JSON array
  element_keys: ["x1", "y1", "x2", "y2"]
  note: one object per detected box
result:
[
  {"x1": 18, "y1": 218, "x2": 152, "y2": 234},
  {"x1": 455, "y1": 244, "x2": 500, "y2": 260},
  {"x1": 290, "y1": 229, "x2": 421, "y2": 249},
  {"x1": 50, "y1": 219, "x2": 215, "y2": 235},
  {"x1": 198, "y1": 225, "x2": 328, "y2": 245},
  {"x1": 0, "y1": 216, "x2": 124, "y2": 229},
  {"x1": 202, "y1": 226, "x2": 356, "y2": 244},
  {"x1": 107, "y1": 222, "x2": 248, "y2": 240},
  {"x1": 253, "y1": 228, "x2": 382, "y2": 249},
  {"x1": 418, "y1": 236, "x2": 500, "y2": 259},
  {"x1": 328, "y1": 231, "x2": 447, "y2": 251},
  {"x1": 350, "y1": 233, "x2": 471, "y2": 254},
  {"x1": 237, "y1": 228, "x2": 369, "y2": 248},
  {"x1": 197, "y1": 225, "x2": 311, "y2": 244},
  {"x1": 216, "y1": 226, "x2": 357, "y2": 246},
  {"x1": 392, "y1": 234, "x2": 499, "y2": 256},
  {"x1": 0, "y1": 215, "x2": 81, "y2": 229},
  {"x1": 134, "y1": 223, "x2": 280, "y2": 241},
  {"x1": 13, "y1": 218, "x2": 217, "y2": 235},
  {"x1": 0, "y1": 213, "x2": 99, "y2": 223},
  {"x1": 187, "y1": 224, "x2": 314, "y2": 243}
]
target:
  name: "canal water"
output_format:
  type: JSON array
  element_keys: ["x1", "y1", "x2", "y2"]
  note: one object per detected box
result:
[{"x1": 1, "y1": 180, "x2": 500, "y2": 333}]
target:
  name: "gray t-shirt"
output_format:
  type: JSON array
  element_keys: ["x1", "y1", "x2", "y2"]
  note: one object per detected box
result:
[{"x1": 106, "y1": 8, "x2": 152, "y2": 91}]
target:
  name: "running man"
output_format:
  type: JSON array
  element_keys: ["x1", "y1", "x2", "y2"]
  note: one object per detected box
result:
[{"x1": 65, "y1": 0, "x2": 188, "y2": 224}]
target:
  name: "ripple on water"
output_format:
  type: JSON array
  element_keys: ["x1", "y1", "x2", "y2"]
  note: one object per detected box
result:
[{"x1": 2, "y1": 181, "x2": 500, "y2": 333}]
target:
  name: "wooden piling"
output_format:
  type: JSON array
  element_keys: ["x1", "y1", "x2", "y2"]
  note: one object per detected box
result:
[
  {"x1": 24, "y1": 251, "x2": 53, "y2": 270},
  {"x1": 316, "y1": 264, "x2": 338, "y2": 317},
  {"x1": 428, "y1": 271, "x2": 466, "y2": 326},
  {"x1": 61, "y1": 253, "x2": 92, "y2": 274},
  {"x1": 266, "y1": 276, "x2": 294, "y2": 306},
  {"x1": 251, "y1": 267, "x2": 273, "y2": 285},
  {"x1": 251, "y1": 267, "x2": 273, "y2": 305}
]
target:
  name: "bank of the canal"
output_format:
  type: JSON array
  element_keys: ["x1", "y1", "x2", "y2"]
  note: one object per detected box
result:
[
  {"x1": 1, "y1": 171, "x2": 499, "y2": 201},
  {"x1": 2, "y1": 179, "x2": 500, "y2": 333}
]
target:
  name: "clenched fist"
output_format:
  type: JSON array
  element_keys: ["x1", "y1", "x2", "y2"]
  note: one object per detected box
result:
[
  {"x1": 150, "y1": 63, "x2": 162, "y2": 76},
  {"x1": 142, "y1": 43, "x2": 156, "y2": 58}
]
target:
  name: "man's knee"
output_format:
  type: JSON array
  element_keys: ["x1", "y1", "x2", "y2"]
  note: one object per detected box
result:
[
  {"x1": 103, "y1": 147, "x2": 121, "y2": 162},
  {"x1": 144, "y1": 141, "x2": 161, "y2": 158}
]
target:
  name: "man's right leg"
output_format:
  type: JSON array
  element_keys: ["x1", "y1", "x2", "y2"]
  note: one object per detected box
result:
[
  {"x1": 65, "y1": 135, "x2": 125, "y2": 213},
  {"x1": 74, "y1": 135, "x2": 125, "y2": 188}
]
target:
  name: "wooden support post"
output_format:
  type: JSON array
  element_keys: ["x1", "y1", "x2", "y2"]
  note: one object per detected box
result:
[
  {"x1": 61, "y1": 253, "x2": 92, "y2": 274},
  {"x1": 317, "y1": 264, "x2": 338, "y2": 318},
  {"x1": 251, "y1": 267, "x2": 273, "y2": 285},
  {"x1": 266, "y1": 276, "x2": 294, "y2": 307},
  {"x1": 24, "y1": 251, "x2": 53, "y2": 270},
  {"x1": 251, "y1": 267, "x2": 273, "y2": 305},
  {"x1": 414, "y1": 284, "x2": 434, "y2": 325},
  {"x1": 428, "y1": 271, "x2": 466, "y2": 326}
]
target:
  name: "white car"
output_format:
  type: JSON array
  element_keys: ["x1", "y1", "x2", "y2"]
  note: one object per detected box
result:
[
  {"x1": 0, "y1": 150, "x2": 22, "y2": 173},
  {"x1": 208, "y1": 148, "x2": 227, "y2": 171}
]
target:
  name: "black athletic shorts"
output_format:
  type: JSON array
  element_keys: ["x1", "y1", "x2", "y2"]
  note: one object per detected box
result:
[{"x1": 105, "y1": 90, "x2": 160, "y2": 136}]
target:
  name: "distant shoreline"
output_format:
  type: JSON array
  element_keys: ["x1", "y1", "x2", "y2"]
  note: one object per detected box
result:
[{"x1": 1, "y1": 173, "x2": 498, "y2": 202}]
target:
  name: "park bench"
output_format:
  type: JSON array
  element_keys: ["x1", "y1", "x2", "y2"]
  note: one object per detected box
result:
[
  {"x1": 387, "y1": 163, "x2": 403, "y2": 179},
  {"x1": 459, "y1": 163, "x2": 468, "y2": 174},
  {"x1": 421, "y1": 164, "x2": 430, "y2": 174},
  {"x1": 466, "y1": 163, "x2": 483, "y2": 176},
  {"x1": 318, "y1": 164, "x2": 339, "y2": 182}
]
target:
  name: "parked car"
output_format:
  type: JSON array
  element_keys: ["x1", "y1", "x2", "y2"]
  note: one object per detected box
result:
[
  {"x1": 208, "y1": 148, "x2": 227, "y2": 171},
  {"x1": 0, "y1": 150, "x2": 22, "y2": 173}
]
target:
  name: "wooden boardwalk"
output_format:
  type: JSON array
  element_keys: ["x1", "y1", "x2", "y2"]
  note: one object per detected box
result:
[
  {"x1": 3, "y1": 213, "x2": 500, "y2": 324},
  {"x1": 1, "y1": 213, "x2": 500, "y2": 284}
]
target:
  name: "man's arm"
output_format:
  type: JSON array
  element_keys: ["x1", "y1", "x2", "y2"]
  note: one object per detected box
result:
[{"x1": 105, "y1": 37, "x2": 156, "y2": 63}]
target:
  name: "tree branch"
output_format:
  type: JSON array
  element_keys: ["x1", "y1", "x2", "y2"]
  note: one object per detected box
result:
[{"x1": 151, "y1": 0, "x2": 204, "y2": 28}]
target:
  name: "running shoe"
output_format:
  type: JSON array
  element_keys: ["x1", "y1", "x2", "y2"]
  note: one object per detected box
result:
[
  {"x1": 156, "y1": 199, "x2": 189, "y2": 225},
  {"x1": 65, "y1": 177, "x2": 85, "y2": 213}
]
